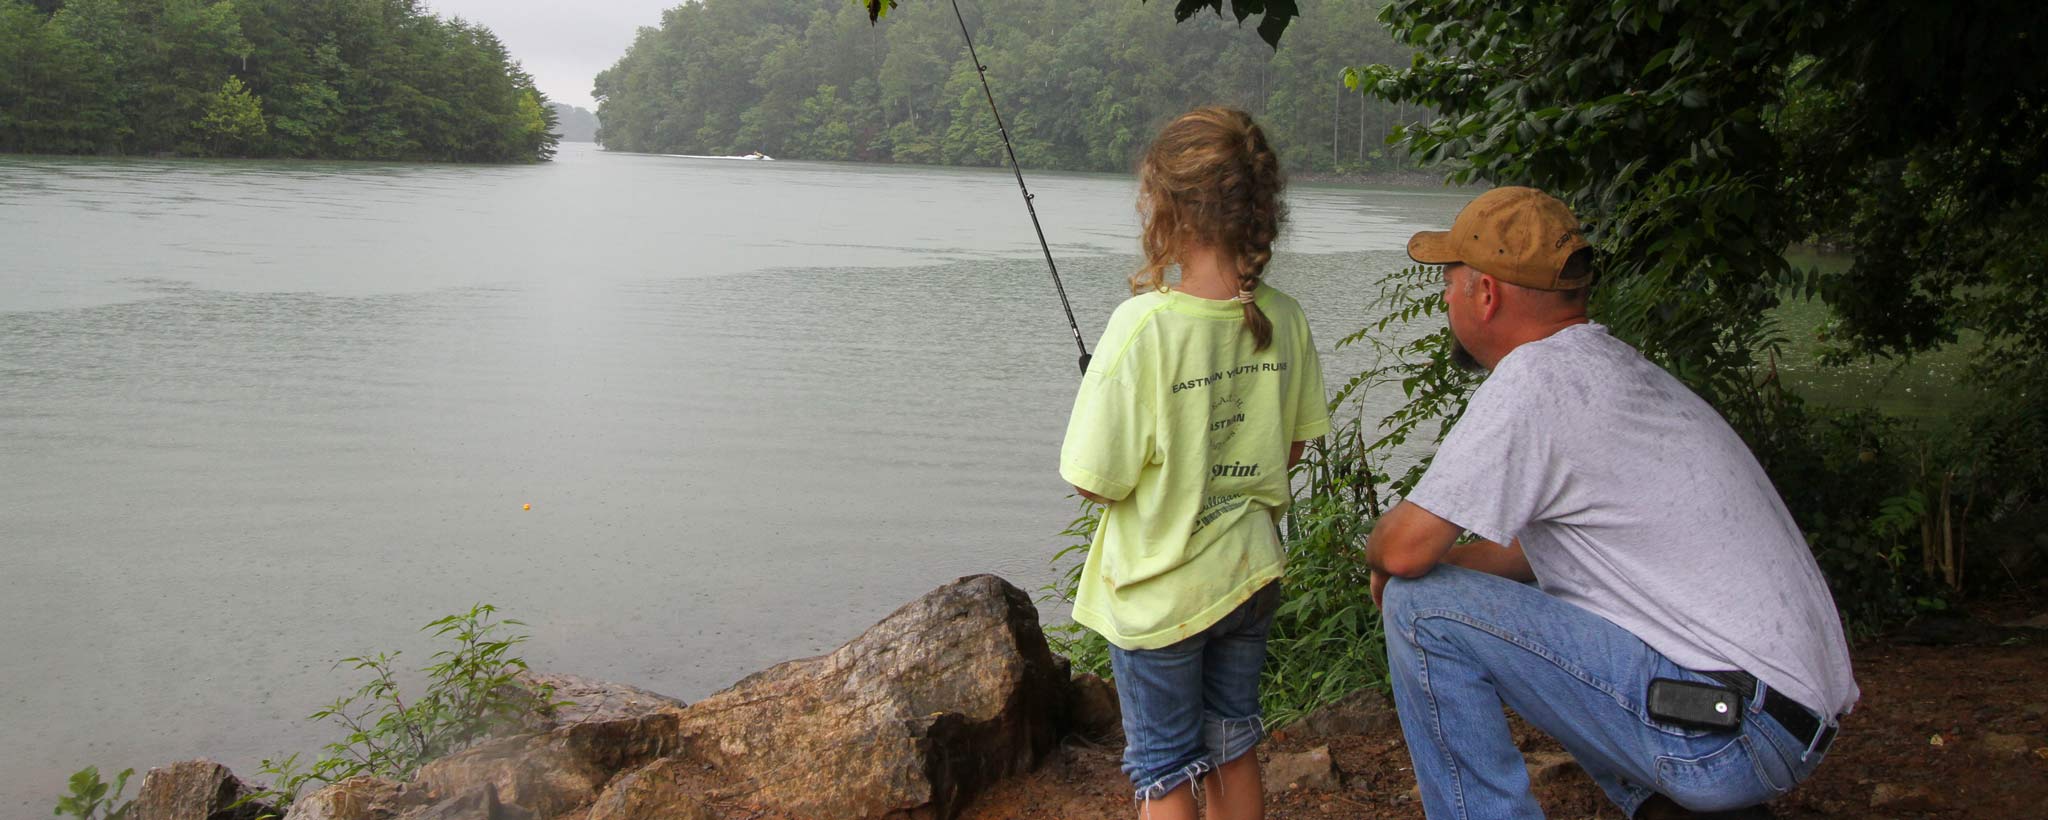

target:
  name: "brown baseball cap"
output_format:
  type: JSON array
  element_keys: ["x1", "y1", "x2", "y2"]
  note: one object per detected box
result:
[{"x1": 1407, "y1": 187, "x2": 1592, "y2": 291}]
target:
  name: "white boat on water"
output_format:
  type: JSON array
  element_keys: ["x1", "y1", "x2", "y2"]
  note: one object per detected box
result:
[{"x1": 668, "y1": 152, "x2": 774, "y2": 161}]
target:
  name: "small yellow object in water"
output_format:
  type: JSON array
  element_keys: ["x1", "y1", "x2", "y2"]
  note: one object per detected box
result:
[
  {"x1": 523, "y1": 504, "x2": 532, "y2": 511},
  {"x1": 1929, "y1": 734, "x2": 1944, "y2": 747}
]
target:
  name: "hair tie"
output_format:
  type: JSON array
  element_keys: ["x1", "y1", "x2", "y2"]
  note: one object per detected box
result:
[{"x1": 1235, "y1": 288, "x2": 1257, "y2": 304}]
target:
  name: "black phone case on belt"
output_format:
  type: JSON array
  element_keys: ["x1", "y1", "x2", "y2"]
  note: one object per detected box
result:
[{"x1": 1646, "y1": 678, "x2": 1744, "y2": 731}]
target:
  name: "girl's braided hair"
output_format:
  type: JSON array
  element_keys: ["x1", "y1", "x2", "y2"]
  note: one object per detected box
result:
[{"x1": 1133, "y1": 106, "x2": 1287, "y2": 351}]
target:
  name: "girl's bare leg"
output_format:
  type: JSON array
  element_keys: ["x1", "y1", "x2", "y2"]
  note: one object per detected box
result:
[
  {"x1": 1136, "y1": 782, "x2": 1198, "y2": 820},
  {"x1": 1202, "y1": 754, "x2": 1264, "y2": 820}
]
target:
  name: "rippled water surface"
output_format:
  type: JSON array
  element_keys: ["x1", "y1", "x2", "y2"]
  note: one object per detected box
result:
[{"x1": 0, "y1": 145, "x2": 1466, "y2": 807}]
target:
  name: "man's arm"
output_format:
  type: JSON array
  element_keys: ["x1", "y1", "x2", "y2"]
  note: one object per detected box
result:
[
  {"x1": 1366, "y1": 500, "x2": 1463, "y2": 578},
  {"x1": 1366, "y1": 503, "x2": 1538, "y2": 603},
  {"x1": 1444, "y1": 537, "x2": 1535, "y2": 582},
  {"x1": 1073, "y1": 486, "x2": 1111, "y2": 504},
  {"x1": 1365, "y1": 500, "x2": 1462, "y2": 604}
]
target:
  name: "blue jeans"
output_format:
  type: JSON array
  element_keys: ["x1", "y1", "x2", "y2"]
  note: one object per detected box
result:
[
  {"x1": 1107, "y1": 582, "x2": 1279, "y2": 801},
  {"x1": 1383, "y1": 565, "x2": 1833, "y2": 819}
]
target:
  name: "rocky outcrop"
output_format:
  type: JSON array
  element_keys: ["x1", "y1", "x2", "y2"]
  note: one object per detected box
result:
[
  {"x1": 412, "y1": 701, "x2": 684, "y2": 817},
  {"x1": 517, "y1": 672, "x2": 688, "y2": 732},
  {"x1": 405, "y1": 786, "x2": 533, "y2": 820},
  {"x1": 584, "y1": 759, "x2": 718, "y2": 820},
  {"x1": 282, "y1": 777, "x2": 413, "y2": 820},
  {"x1": 130, "y1": 760, "x2": 275, "y2": 820},
  {"x1": 137, "y1": 574, "x2": 1076, "y2": 820},
  {"x1": 667, "y1": 573, "x2": 1069, "y2": 819}
]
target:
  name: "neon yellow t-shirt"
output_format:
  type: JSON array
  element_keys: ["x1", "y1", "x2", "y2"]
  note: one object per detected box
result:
[{"x1": 1060, "y1": 284, "x2": 1330, "y2": 650}]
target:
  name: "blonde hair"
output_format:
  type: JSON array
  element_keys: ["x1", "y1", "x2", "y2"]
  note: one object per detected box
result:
[{"x1": 1133, "y1": 106, "x2": 1287, "y2": 351}]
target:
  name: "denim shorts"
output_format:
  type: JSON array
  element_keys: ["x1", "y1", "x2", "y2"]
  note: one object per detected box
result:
[{"x1": 1107, "y1": 582, "x2": 1280, "y2": 801}]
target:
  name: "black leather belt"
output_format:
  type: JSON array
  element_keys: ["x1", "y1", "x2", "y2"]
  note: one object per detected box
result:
[{"x1": 1704, "y1": 670, "x2": 1837, "y2": 750}]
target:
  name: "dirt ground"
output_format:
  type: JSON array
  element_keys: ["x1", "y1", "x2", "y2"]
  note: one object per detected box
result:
[{"x1": 962, "y1": 603, "x2": 2048, "y2": 819}]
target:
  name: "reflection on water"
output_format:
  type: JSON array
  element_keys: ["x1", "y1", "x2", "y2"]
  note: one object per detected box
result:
[{"x1": 0, "y1": 145, "x2": 1462, "y2": 807}]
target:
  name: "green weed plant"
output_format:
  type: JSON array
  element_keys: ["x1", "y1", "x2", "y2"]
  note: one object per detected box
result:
[
  {"x1": 231, "y1": 604, "x2": 555, "y2": 812},
  {"x1": 52, "y1": 766, "x2": 132, "y2": 820}
]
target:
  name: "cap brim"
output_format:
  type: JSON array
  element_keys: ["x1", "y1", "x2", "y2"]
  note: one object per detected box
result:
[{"x1": 1407, "y1": 231, "x2": 1459, "y2": 265}]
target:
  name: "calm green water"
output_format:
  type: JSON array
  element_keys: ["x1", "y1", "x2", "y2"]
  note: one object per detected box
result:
[{"x1": 0, "y1": 144, "x2": 1468, "y2": 807}]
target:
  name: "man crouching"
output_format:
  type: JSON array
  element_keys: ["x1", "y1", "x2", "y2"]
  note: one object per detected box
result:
[{"x1": 1365, "y1": 187, "x2": 1857, "y2": 819}]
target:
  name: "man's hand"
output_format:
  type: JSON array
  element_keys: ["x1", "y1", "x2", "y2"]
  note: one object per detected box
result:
[{"x1": 1365, "y1": 500, "x2": 1464, "y2": 579}]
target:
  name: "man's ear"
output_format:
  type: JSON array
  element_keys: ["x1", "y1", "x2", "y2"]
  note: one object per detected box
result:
[{"x1": 1477, "y1": 273, "x2": 1502, "y2": 322}]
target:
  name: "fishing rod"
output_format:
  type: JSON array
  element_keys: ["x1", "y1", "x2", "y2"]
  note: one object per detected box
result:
[{"x1": 947, "y1": 0, "x2": 1091, "y2": 375}]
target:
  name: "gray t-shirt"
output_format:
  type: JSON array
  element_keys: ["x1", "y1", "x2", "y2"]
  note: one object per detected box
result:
[{"x1": 1407, "y1": 323, "x2": 1858, "y2": 716}]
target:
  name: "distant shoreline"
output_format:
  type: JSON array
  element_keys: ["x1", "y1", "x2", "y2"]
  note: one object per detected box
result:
[
  {"x1": 588, "y1": 145, "x2": 1461, "y2": 190},
  {"x1": 1292, "y1": 168, "x2": 1463, "y2": 189}
]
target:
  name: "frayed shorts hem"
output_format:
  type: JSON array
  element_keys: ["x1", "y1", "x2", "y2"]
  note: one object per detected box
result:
[{"x1": 1128, "y1": 713, "x2": 1268, "y2": 801}]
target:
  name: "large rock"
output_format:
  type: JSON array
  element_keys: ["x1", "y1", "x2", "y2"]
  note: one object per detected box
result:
[
  {"x1": 518, "y1": 672, "x2": 689, "y2": 732},
  {"x1": 413, "y1": 698, "x2": 685, "y2": 817},
  {"x1": 585, "y1": 759, "x2": 718, "y2": 820},
  {"x1": 668, "y1": 574, "x2": 1069, "y2": 819},
  {"x1": 130, "y1": 760, "x2": 275, "y2": 820},
  {"x1": 283, "y1": 777, "x2": 417, "y2": 820},
  {"x1": 397, "y1": 786, "x2": 533, "y2": 820}
]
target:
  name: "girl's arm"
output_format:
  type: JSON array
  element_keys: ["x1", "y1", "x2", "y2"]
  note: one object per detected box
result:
[{"x1": 1073, "y1": 486, "x2": 1112, "y2": 504}]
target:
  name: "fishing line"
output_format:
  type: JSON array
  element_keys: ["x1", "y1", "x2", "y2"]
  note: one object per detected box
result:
[{"x1": 947, "y1": 0, "x2": 1092, "y2": 375}]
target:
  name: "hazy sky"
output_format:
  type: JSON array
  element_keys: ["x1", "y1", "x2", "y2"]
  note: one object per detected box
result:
[{"x1": 428, "y1": 0, "x2": 680, "y2": 111}]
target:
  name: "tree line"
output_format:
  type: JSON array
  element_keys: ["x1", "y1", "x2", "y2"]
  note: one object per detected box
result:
[
  {"x1": 0, "y1": 0, "x2": 559, "y2": 162},
  {"x1": 548, "y1": 103, "x2": 598, "y2": 143},
  {"x1": 594, "y1": 0, "x2": 1423, "y2": 173}
]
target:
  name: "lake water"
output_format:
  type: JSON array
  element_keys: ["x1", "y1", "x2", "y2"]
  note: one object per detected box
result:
[{"x1": 0, "y1": 144, "x2": 1470, "y2": 808}]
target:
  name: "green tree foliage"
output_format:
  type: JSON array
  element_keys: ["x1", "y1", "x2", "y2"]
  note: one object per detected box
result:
[
  {"x1": 1342, "y1": 0, "x2": 2048, "y2": 616},
  {"x1": 193, "y1": 75, "x2": 264, "y2": 156},
  {"x1": 596, "y1": 0, "x2": 1423, "y2": 173},
  {"x1": 0, "y1": 0, "x2": 560, "y2": 162}
]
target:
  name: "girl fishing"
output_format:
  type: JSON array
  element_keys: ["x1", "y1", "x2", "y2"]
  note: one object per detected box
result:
[{"x1": 1060, "y1": 107, "x2": 1330, "y2": 820}]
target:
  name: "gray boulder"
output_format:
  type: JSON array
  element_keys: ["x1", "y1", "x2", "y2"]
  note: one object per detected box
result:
[
  {"x1": 668, "y1": 573, "x2": 1068, "y2": 819},
  {"x1": 130, "y1": 760, "x2": 274, "y2": 820}
]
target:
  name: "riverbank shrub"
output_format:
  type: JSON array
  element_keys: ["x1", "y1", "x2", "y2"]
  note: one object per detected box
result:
[
  {"x1": 233, "y1": 604, "x2": 555, "y2": 811},
  {"x1": 1046, "y1": 428, "x2": 1392, "y2": 727},
  {"x1": 1046, "y1": 411, "x2": 1403, "y2": 726},
  {"x1": 53, "y1": 766, "x2": 132, "y2": 820}
]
